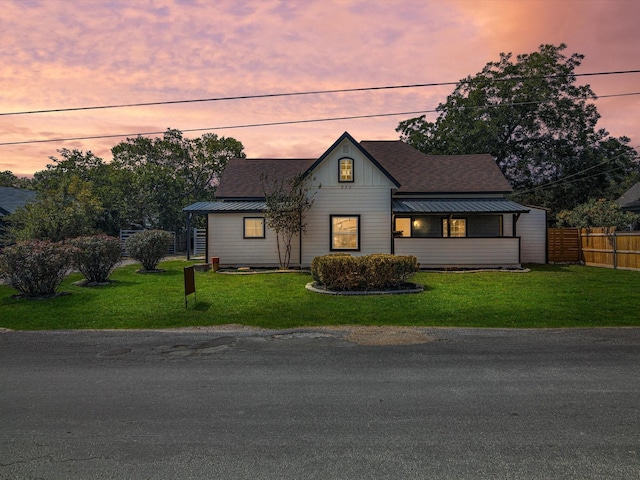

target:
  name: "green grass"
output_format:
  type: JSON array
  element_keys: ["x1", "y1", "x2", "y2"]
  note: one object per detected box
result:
[{"x1": 1, "y1": 261, "x2": 639, "y2": 330}]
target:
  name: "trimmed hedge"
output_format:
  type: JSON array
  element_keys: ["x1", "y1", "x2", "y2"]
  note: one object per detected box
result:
[
  {"x1": 69, "y1": 235, "x2": 121, "y2": 284},
  {"x1": 311, "y1": 253, "x2": 419, "y2": 291},
  {"x1": 125, "y1": 229, "x2": 172, "y2": 272},
  {"x1": 0, "y1": 240, "x2": 76, "y2": 298}
]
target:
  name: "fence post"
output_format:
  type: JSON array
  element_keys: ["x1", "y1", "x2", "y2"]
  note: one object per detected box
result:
[{"x1": 613, "y1": 231, "x2": 618, "y2": 270}]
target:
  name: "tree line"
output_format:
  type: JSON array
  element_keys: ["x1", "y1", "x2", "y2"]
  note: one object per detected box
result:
[{"x1": 1, "y1": 129, "x2": 245, "y2": 243}]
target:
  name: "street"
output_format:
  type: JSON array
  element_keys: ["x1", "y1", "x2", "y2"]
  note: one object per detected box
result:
[{"x1": 0, "y1": 327, "x2": 638, "y2": 479}]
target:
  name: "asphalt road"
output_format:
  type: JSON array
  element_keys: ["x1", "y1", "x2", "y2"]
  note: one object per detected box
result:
[{"x1": 0, "y1": 327, "x2": 638, "y2": 479}]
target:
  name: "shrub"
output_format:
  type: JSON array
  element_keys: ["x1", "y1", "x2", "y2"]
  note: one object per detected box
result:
[
  {"x1": 311, "y1": 253, "x2": 419, "y2": 291},
  {"x1": 0, "y1": 240, "x2": 77, "y2": 298},
  {"x1": 124, "y1": 230, "x2": 172, "y2": 271},
  {"x1": 69, "y1": 235, "x2": 121, "y2": 284}
]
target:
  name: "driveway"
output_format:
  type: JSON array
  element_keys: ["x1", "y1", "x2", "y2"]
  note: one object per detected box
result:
[{"x1": 0, "y1": 327, "x2": 638, "y2": 479}]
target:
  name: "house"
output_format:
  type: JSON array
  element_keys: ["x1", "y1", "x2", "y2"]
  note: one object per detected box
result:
[
  {"x1": 618, "y1": 181, "x2": 640, "y2": 215},
  {"x1": 0, "y1": 186, "x2": 37, "y2": 244},
  {"x1": 184, "y1": 132, "x2": 547, "y2": 268}
]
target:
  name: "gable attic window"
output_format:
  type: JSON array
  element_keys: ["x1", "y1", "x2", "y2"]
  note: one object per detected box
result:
[
  {"x1": 339, "y1": 158, "x2": 354, "y2": 182},
  {"x1": 243, "y1": 217, "x2": 265, "y2": 238},
  {"x1": 331, "y1": 215, "x2": 360, "y2": 250}
]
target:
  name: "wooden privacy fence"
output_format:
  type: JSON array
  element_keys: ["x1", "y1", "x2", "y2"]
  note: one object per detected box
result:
[
  {"x1": 548, "y1": 228, "x2": 581, "y2": 263},
  {"x1": 581, "y1": 228, "x2": 640, "y2": 271},
  {"x1": 548, "y1": 227, "x2": 640, "y2": 271}
]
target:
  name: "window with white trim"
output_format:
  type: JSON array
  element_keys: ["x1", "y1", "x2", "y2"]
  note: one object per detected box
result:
[
  {"x1": 331, "y1": 215, "x2": 359, "y2": 250},
  {"x1": 339, "y1": 158, "x2": 354, "y2": 182},
  {"x1": 243, "y1": 217, "x2": 265, "y2": 238}
]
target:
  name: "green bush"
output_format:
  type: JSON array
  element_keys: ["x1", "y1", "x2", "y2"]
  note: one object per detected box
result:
[
  {"x1": 0, "y1": 240, "x2": 76, "y2": 298},
  {"x1": 311, "y1": 253, "x2": 419, "y2": 291},
  {"x1": 69, "y1": 235, "x2": 121, "y2": 283},
  {"x1": 124, "y1": 230, "x2": 172, "y2": 271}
]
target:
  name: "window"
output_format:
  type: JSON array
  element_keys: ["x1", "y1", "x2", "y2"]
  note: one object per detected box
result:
[
  {"x1": 243, "y1": 217, "x2": 265, "y2": 238},
  {"x1": 394, "y1": 217, "x2": 411, "y2": 237},
  {"x1": 339, "y1": 158, "x2": 354, "y2": 182},
  {"x1": 331, "y1": 215, "x2": 360, "y2": 250},
  {"x1": 442, "y1": 218, "x2": 466, "y2": 237}
]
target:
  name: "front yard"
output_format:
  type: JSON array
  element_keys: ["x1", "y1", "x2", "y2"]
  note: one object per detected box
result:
[{"x1": 0, "y1": 261, "x2": 638, "y2": 330}]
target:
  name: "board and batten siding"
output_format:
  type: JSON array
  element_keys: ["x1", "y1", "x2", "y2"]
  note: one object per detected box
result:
[
  {"x1": 516, "y1": 206, "x2": 547, "y2": 264},
  {"x1": 301, "y1": 139, "x2": 396, "y2": 265},
  {"x1": 208, "y1": 213, "x2": 299, "y2": 267},
  {"x1": 394, "y1": 237, "x2": 521, "y2": 268}
]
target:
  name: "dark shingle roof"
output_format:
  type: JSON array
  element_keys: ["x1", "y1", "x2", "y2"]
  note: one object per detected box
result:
[
  {"x1": 214, "y1": 136, "x2": 512, "y2": 200},
  {"x1": 618, "y1": 182, "x2": 640, "y2": 212},
  {"x1": 0, "y1": 187, "x2": 37, "y2": 217},
  {"x1": 215, "y1": 158, "x2": 315, "y2": 199},
  {"x1": 360, "y1": 140, "x2": 512, "y2": 194}
]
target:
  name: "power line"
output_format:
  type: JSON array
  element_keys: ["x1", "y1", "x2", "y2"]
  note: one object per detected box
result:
[
  {"x1": 2, "y1": 91, "x2": 640, "y2": 147},
  {"x1": 0, "y1": 109, "x2": 436, "y2": 146},
  {"x1": 1, "y1": 69, "x2": 639, "y2": 117}
]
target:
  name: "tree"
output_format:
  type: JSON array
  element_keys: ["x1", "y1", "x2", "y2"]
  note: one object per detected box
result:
[
  {"x1": 0, "y1": 170, "x2": 33, "y2": 189},
  {"x1": 397, "y1": 44, "x2": 639, "y2": 216},
  {"x1": 5, "y1": 177, "x2": 102, "y2": 242},
  {"x1": 111, "y1": 129, "x2": 245, "y2": 234},
  {"x1": 262, "y1": 173, "x2": 314, "y2": 269},
  {"x1": 31, "y1": 149, "x2": 134, "y2": 236},
  {"x1": 556, "y1": 198, "x2": 639, "y2": 230}
]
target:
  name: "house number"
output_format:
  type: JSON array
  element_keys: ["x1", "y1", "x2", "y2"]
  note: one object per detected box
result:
[{"x1": 341, "y1": 185, "x2": 351, "y2": 189}]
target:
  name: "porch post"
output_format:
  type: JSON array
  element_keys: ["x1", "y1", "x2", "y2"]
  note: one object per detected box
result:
[
  {"x1": 185, "y1": 212, "x2": 192, "y2": 260},
  {"x1": 512, "y1": 213, "x2": 521, "y2": 237}
]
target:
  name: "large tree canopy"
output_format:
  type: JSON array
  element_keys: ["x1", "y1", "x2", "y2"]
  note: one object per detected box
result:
[
  {"x1": 111, "y1": 129, "x2": 245, "y2": 233},
  {"x1": 397, "y1": 44, "x2": 639, "y2": 216},
  {"x1": 5, "y1": 130, "x2": 245, "y2": 242}
]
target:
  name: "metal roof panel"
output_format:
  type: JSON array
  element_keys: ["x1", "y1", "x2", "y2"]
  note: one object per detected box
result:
[{"x1": 392, "y1": 198, "x2": 530, "y2": 214}]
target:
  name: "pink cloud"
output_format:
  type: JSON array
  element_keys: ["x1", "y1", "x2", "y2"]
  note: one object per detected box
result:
[{"x1": 0, "y1": 0, "x2": 638, "y2": 177}]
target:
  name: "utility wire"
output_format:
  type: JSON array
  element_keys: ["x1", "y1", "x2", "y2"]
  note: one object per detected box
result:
[
  {"x1": 1, "y1": 69, "x2": 639, "y2": 117},
  {"x1": 2, "y1": 91, "x2": 640, "y2": 147}
]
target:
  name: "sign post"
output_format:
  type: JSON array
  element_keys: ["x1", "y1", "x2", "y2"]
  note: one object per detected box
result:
[{"x1": 184, "y1": 266, "x2": 196, "y2": 308}]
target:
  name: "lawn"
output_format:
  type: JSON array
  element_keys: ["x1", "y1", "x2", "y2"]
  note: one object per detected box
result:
[{"x1": 1, "y1": 260, "x2": 638, "y2": 330}]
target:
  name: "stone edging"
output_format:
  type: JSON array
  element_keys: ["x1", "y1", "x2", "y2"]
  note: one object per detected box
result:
[{"x1": 305, "y1": 282, "x2": 424, "y2": 296}]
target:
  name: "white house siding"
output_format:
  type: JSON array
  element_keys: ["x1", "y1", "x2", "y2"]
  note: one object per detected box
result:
[
  {"x1": 394, "y1": 237, "x2": 521, "y2": 268},
  {"x1": 516, "y1": 206, "x2": 547, "y2": 264},
  {"x1": 301, "y1": 139, "x2": 396, "y2": 265},
  {"x1": 503, "y1": 214, "x2": 514, "y2": 236},
  {"x1": 208, "y1": 213, "x2": 299, "y2": 267}
]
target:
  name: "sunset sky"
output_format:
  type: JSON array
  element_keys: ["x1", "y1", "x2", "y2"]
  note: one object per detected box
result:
[{"x1": 1, "y1": 0, "x2": 639, "y2": 177}]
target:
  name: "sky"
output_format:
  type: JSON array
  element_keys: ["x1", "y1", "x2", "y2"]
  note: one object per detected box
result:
[{"x1": 1, "y1": 0, "x2": 639, "y2": 177}]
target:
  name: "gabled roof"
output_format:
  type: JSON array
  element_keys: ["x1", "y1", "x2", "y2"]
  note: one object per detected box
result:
[
  {"x1": 618, "y1": 181, "x2": 640, "y2": 212},
  {"x1": 213, "y1": 133, "x2": 512, "y2": 200},
  {"x1": 360, "y1": 140, "x2": 512, "y2": 194},
  {"x1": 304, "y1": 131, "x2": 400, "y2": 188},
  {"x1": 0, "y1": 187, "x2": 37, "y2": 217}
]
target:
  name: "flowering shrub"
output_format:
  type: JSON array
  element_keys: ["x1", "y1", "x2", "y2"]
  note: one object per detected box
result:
[
  {"x1": 69, "y1": 235, "x2": 121, "y2": 284},
  {"x1": 311, "y1": 253, "x2": 419, "y2": 291},
  {"x1": 124, "y1": 230, "x2": 172, "y2": 271},
  {"x1": 0, "y1": 240, "x2": 77, "y2": 298}
]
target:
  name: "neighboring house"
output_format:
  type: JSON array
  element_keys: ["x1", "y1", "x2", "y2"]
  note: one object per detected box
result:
[
  {"x1": 184, "y1": 132, "x2": 547, "y2": 268},
  {"x1": 0, "y1": 186, "x2": 37, "y2": 243},
  {"x1": 618, "y1": 181, "x2": 640, "y2": 215}
]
